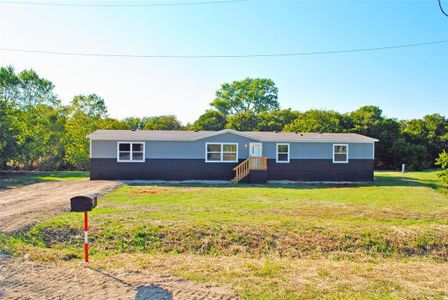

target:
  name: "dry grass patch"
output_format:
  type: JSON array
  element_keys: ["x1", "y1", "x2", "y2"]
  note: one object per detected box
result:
[
  {"x1": 90, "y1": 253, "x2": 448, "y2": 299},
  {"x1": 127, "y1": 186, "x2": 203, "y2": 195}
]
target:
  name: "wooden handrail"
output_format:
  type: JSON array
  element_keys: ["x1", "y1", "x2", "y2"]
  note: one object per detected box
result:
[
  {"x1": 232, "y1": 157, "x2": 268, "y2": 183},
  {"x1": 233, "y1": 158, "x2": 250, "y2": 182}
]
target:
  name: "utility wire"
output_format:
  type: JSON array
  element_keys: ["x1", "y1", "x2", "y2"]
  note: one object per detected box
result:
[
  {"x1": 1, "y1": 39, "x2": 448, "y2": 59},
  {"x1": 438, "y1": 0, "x2": 448, "y2": 17},
  {"x1": 0, "y1": 0, "x2": 247, "y2": 7}
]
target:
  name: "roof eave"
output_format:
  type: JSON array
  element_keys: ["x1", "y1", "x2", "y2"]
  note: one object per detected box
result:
[
  {"x1": 258, "y1": 139, "x2": 378, "y2": 143},
  {"x1": 87, "y1": 137, "x2": 379, "y2": 143},
  {"x1": 86, "y1": 129, "x2": 379, "y2": 143}
]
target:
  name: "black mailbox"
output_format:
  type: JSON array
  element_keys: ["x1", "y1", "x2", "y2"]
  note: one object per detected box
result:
[{"x1": 70, "y1": 194, "x2": 98, "y2": 212}]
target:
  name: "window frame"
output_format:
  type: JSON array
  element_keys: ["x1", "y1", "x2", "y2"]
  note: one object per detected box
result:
[
  {"x1": 117, "y1": 142, "x2": 145, "y2": 163},
  {"x1": 276, "y1": 143, "x2": 290, "y2": 163},
  {"x1": 205, "y1": 142, "x2": 238, "y2": 163},
  {"x1": 332, "y1": 144, "x2": 349, "y2": 164}
]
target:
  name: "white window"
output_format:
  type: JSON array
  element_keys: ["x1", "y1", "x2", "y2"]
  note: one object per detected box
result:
[
  {"x1": 205, "y1": 143, "x2": 238, "y2": 163},
  {"x1": 117, "y1": 142, "x2": 145, "y2": 162},
  {"x1": 276, "y1": 143, "x2": 290, "y2": 163},
  {"x1": 333, "y1": 144, "x2": 349, "y2": 163}
]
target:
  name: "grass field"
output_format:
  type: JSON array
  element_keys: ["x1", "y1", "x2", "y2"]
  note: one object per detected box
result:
[
  {"x1": 2, "y1": 170, "x2": 448, "y2": 299},
  {"x1": 0, "y1": 171, "x2": 89, "y2": 189}
]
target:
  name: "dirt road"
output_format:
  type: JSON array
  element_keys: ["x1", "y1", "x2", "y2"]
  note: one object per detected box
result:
[{"x1": 0, "y1": 180, "x2": 121, "y2": 233}]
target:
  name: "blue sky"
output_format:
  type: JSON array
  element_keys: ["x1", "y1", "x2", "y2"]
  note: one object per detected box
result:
[{"x1": 1, "y1": 0, "x2": 447, "y2": 124}]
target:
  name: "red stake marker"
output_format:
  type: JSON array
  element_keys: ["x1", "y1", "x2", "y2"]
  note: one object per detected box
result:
[{"x1": 84, "y1": 211, "x2": 89, "y2": 267}]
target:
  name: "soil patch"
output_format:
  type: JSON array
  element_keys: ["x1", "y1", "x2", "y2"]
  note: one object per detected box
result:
[
  {"x1": 129, "y1": 188, "x2": 172, "y2": 195},
  {"x1": 0, "y1": 255, "x2": 237, "y2": 300}
]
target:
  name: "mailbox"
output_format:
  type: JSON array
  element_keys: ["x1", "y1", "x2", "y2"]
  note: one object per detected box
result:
[{"x1": 70, "y1": 194, "x2": 98, "y2": 212}]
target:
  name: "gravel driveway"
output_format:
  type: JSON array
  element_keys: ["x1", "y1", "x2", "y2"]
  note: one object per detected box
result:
[{"x1": 0, "y1": 179, "x2": 121, "y2": 233}]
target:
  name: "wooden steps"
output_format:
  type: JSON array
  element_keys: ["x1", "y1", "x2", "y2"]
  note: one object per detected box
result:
[{"x1": 232, "y1": 157, "x2": 267, "y2": 183}]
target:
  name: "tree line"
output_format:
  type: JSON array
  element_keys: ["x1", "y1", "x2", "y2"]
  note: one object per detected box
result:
[{"x1": 1, "y1": 66, "x2": 447, "y2": 171}]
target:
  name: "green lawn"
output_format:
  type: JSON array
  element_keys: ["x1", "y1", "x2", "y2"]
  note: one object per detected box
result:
[
  {"x1": 2, "y1": 170, "x2": 448, "y2": 299},
  {"x1": 0, "y1": 171, "x2": 89, "y2": 189}
]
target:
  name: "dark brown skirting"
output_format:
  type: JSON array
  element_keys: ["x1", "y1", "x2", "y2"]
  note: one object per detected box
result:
[
  {"x1": 267, "y1": 159, "x2": 374, "y2": 181},
  {"x1": 90, "y1": 158, "x2": 374, "y2": 182}
]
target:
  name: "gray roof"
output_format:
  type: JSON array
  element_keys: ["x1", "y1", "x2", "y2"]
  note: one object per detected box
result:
[{"x1": 87, "y1": 129, "x2": 378, "y2": 143}]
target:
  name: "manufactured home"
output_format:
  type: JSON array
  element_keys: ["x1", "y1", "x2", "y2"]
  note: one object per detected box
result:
[{"x1": 87, "y1": 129, "x2": 378, "y2": 183}]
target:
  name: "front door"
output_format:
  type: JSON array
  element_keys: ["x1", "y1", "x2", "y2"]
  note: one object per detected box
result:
[{"x1": 249, "y1": 143, "x2": 262, "y2": 157}]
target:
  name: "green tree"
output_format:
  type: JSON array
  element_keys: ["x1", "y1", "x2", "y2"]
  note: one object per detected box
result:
[
  {"x1": 16, "y1": 68, "x2": 59, "y2": 108},
  {"x1": 143, "y1": 115, "x2": 183, "y2": 130},
  {"x1": 1, "y1": 65, "x2": 59, "y2": 107},
  {"x1": 210, "y1": 78, "x2": 279, "y2": 116},
  {"x1": 70, "y1": 94, "x2": 108, "y2": 119},
  {"x1": 192, "y1": 110, "x2": 227, "y2": 131},
  {"x1": 0, "y1": 66, "x2": 65, "y2": 169},
  {"x1": 402, "y1": 114, "x2": 448, "y2": 160},
  {"x1": 255, "y1": 109, "x2": 299, "y2": 131},
  {"x1": 284, "y1": 110, "x2": 343, "y2": 133},
  {"x1": 0, "y1": 66, "x2": 20, "y2": 102},
  {"x1": 63, "y1": 111, "x2": 97, "y2": 169},
  {"x1": 226, "y1": 111, "x2": 259, "y2": 131},
  {"x1": 0, "y1": 100, "x2": 19, "y2": 168},
  {"x1": 63, "y1": 95, "x2": 111, "y2": 169},
  {"x1": 390, "y1": 138, "x2": 433, "y2": 170},
  {"x1": 15, "y1": 104, "x2": 66, "y2": 169},
  {"x1": 347, "y1": 105, "x2": 383, "y2": 131},
  {"x1": 99, "y1": 118, "x2": 131, "y2": 130},
  {"x1": 344, "y1": 106, "x2": 415, "y2": 169},
  {"x1": 184, "y1": 122, "x2": 194, "y2": 131},
  {"x1": 123, "y1": 117, "x2": 148, "y2": 130},
  {"x1": 435, "y1": 150, "x2": 448, "y2": 187}
]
